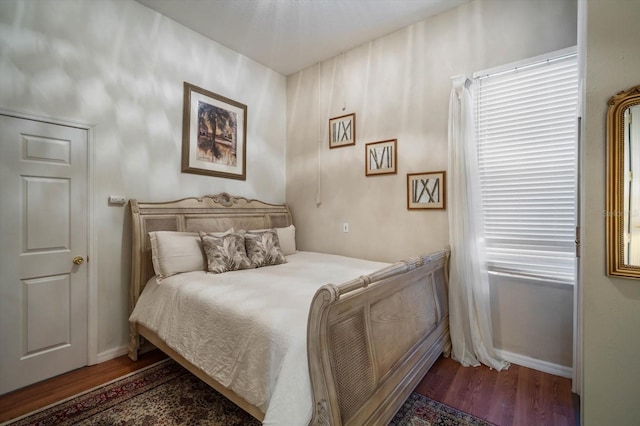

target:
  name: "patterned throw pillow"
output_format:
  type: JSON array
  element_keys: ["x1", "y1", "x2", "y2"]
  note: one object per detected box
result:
[
  {"x1": 245, "y1": 229, "x2": 287, "y2": 268},
  {"x1": 200, "y1": 231, "x2": 253, "y2": 274}
]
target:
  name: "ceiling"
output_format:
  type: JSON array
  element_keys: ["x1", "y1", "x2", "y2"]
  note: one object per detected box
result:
[{"x1": 135, "y1": 0, "x2": 470, "y2": 76}]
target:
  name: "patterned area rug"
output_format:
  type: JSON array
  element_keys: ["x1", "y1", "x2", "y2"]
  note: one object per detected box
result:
[
  {"x1": 6, "y1": 359, "x2": 494, "y2": 425},
  {"x1": 390, "y1": 393, "x2": 496, "y2": 425}
]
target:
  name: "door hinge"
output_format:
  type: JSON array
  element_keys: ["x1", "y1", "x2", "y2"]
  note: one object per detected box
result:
[{"x1": 575, "y1": 226, "x2": 581, "y2": 258}]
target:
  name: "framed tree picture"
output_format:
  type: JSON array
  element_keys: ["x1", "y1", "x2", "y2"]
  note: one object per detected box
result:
[
  {"x1": 182, "y1": 82, "x2": 247, "y2": 180},
  {"x1": 407, "y1": 171, "x2": 446, "y2": 210},
  {"x1": 365, "y1": 139, "x2": 397, "y2": 176},
  {"x1": 329, "y1": 113, "x2": 356, "y2": 148}
]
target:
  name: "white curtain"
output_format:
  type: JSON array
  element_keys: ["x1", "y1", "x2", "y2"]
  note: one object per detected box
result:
[{"x1": 447, "y1": 75, "x2": 509, "y2": 371}]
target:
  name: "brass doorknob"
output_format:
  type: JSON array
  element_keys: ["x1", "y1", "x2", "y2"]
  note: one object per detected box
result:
[{"x1": 73, "y1": 256, "x2": 84, "y2": 265}]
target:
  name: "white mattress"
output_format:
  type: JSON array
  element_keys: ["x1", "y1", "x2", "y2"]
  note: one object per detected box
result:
[{"x1": 129, "y1": 251, "x2": 389, "y2": 426}]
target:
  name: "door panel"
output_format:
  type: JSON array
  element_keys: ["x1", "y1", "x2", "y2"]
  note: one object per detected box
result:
[
  {"x1": 24, "y1": 177, "x2": 70, "y2": 251},
  {"x1": 0, "y1": 115, "x2": 88, "y2": 394},
  {"x1": 22, "y1": 134, "x2": 71, "y2": 164},
  {"x1": 25, "y1": 275, "x2": 71, "y2": 355}
]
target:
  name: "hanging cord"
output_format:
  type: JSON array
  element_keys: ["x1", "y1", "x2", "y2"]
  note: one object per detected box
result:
[
  {"x1": 316, "y1": 62, "x2": 322, "y2": 206},
  {"x1": 341, "y1": 51, "x2": 347, "y2": 111}
]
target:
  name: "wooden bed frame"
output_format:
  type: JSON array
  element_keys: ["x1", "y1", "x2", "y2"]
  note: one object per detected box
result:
[{"x1": 128, "y1": 193, "x2": 451, "y2": 425}]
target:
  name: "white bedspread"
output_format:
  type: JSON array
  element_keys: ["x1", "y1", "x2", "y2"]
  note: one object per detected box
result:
[{"x1": 129, "y1": 251, "x2": 389, "y2": 426}]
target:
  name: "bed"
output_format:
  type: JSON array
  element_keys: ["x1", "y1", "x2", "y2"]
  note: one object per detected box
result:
[{"x1": 127, "y1": 193, "x2": 451, "y2": 425}]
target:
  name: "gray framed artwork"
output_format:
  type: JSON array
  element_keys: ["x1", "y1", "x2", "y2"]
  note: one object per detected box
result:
[{"x1": 182, "y1": 82, "x2": 247, "y2": 180}]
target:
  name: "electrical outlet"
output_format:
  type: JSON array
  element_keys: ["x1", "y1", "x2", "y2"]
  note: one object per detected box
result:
[
  {"x1": 108, "y1": 195, "x2": 126, "y2": 205},
  {"x1": 342, "y1": 223, "x2": 349, "y2": 233}
]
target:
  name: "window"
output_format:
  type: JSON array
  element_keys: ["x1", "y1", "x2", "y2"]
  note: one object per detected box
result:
[{"x1": 474, "y1": 49, "x2": 579, "y2": 285}]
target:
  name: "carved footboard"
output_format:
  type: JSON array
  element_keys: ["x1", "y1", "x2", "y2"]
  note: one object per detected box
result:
[{"x1": 307, "y1": 249, "x2": 450, "y2": 426}]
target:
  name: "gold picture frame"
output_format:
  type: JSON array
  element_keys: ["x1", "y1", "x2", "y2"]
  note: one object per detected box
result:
[
  {"x1": 407, "y1": 171, "x2": 446, "y2": 210},
  {"x1": 606, "y1": 84, "x2": 640, "y2": 278},
  {"x1": 182, "y1": 82, "x2": 247, "y2": 180}
]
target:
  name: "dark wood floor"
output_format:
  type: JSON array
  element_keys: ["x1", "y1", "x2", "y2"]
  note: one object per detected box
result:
[
  {"x1": 0, "y1": 351, "x2": 578, "y2": 425},
  {"x1": 416, "y1": 356, "x2": 579, "y2": 426},
  {"x1": 0, "y1": 350, "x2": 168, "y2": 423}
]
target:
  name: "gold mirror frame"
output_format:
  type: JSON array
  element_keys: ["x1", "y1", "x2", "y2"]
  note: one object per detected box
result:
[{"x1": 606, "y1": 85, "x2": 640, "y2": 279}]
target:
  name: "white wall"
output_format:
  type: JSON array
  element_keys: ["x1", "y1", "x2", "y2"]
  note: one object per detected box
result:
[
  {"x1": 582, "y1": 0, "x2": 640, "y2": 423},
  {"x1": 0, "y1": 0, "x2": 287, "y2": 356},
  {"x1": 286, "y1": 0, "x2": 577, "y2": 368},
  {"x1": 490, "y1": 276, "x2": 574, "y2": 369}
]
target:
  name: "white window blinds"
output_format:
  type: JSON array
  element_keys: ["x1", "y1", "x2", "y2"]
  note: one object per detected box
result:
[{"x1": 475, "y1": 51, "x2": 578, "y2": 285}]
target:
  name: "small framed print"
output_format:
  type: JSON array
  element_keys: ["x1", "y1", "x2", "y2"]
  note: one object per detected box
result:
[
  {"x1": 182, "y1": 82, "x2": 247, "y2": 180},
  {"x1": 365, "y1": 139, "x2": 397, "y2": 176},
  {"x1": 329, "y1": 113, "x2": 356, "y2": 148},
  {"x1": 407, "y1": 171, "x2": 446, "y2": 210}
]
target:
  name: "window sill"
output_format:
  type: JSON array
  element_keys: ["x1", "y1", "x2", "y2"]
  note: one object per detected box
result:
[{"x1": 488, "y1": 270, "x2": 575, "y2": 289}]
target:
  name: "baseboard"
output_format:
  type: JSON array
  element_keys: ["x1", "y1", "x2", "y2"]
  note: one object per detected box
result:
[
  {"x1": 496, "y1": 349, "x2": 572, "y2": 379},
  {"x1": 96, "y1": 345, "x2": 129, "y2": 364}
]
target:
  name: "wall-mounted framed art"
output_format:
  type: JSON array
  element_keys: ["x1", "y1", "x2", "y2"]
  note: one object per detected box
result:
[
  {"x1": 182, "y1": 82, "x2": 247, "y2": 180},
  {"x1": 329, "y1": 113, "x2": 356, "y2": 148},
  {"x1": 407, "y1": 171, "x2": 446, "y2": 210},
  {"x1": 365, "y1": 139, "x2": 397, "y2": 176}
]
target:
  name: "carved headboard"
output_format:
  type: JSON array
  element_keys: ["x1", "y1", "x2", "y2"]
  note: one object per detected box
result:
[{"x1": 129, "y1": 193, "x2": 292, "y2": 314}]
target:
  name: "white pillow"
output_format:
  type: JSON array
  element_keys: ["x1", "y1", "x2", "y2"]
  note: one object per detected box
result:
[
  {"x1": 275, "y1": 225, "x2": 297, "y2": 256},
  {"x1": 149, "y1": 229, "x2": 232, "y2": 279}
]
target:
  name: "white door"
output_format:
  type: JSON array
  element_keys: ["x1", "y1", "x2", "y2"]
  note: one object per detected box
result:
[{"x1": 0, "y1": 114, "x2": 88, "y2": 394}]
